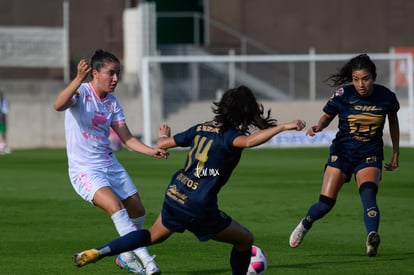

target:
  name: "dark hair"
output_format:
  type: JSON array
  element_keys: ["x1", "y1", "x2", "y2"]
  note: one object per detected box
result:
[
  {"x1": 327, "y1": 53, "x2": 377, "y2": 87},
  {"x1": 90, "y1": 49, "x2": 120, "y2": 77},
  {"x1": 212, "y1": 85, "x2": 277, "y2": 133}
]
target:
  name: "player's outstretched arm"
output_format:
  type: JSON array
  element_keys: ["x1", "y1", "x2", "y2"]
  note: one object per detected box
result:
[
  {"x1": 112, "y1": 123, "x2": 168, "y2": 159},
  {"x1": 233, "y1": 119, "x2": 306, "y2": 148}
]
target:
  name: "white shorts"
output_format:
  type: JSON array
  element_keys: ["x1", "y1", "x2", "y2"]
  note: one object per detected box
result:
[{"x1": 69, "y1": 159, "x2": 138, "y2": 204}]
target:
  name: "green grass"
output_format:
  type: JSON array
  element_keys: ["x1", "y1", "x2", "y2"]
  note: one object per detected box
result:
[{"x1": 0, "y1": 147, "x2": 413, "y2": 274}]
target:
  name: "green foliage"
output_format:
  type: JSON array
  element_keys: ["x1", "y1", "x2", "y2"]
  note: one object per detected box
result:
[{"x1": 0, "y1": 147, "x2": 413, "y2": 274}]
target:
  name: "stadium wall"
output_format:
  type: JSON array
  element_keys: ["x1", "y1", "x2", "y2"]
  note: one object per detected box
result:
[
  {"x1": 1, "y1": 80, "x2": 143, "y2": 149},
  {"x1": 1, "y1": 81, "x2": 409, "y2": 149},
  {"x1": 1, "y1": 80, "x2": 330, "y2": 149}
]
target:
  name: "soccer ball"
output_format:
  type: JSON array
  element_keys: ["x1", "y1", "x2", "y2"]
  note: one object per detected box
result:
[{"x1": 247, "y1": 245, "x2": 268, "y2": 275}]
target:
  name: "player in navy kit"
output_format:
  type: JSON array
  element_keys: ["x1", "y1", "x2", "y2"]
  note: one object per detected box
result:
[
  {"x1": 289, "y1": 54, "x2": 400, "y2": 257},
  {"x1": 72, "y1": 85, "x2": 306, "y2": 274}
]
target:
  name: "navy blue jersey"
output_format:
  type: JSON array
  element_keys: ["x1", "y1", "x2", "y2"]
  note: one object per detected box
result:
[
  {"x1": 323, "y1": 84, "x2": 399, "y2": 160},
  {"x1": 163, "y1": 120, "x2": 244, "y2": 219}
]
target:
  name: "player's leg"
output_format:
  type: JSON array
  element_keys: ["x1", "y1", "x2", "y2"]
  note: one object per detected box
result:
[
  {"x1": 76, "y1": 186, "x2": 141, "y2": 269},
  {"x1": 69, "y1": 170, "x2": 142, "y2": 270},
  {"x1": 356, "y1": 166, "x2": 381, "y2": 256},
  {"x1": 289, "y1": 166, "x2": 347, "y2": 248},
  {"x1": 123, "y1": 194, "x2": 161, "y2": 275},
  {"x1": 92, "y1": 187, "x2": 145, "y2": 274},
  {"x1": 73, "y1": 214, "x2": 172, "y2": 267},
  {"x1": 103, "y1": 215, "x2": 172, "y2": 254},
  {"x1": 109, "y1": 163, "x2": 160, "y2": 275},
  {"x1": 73, "y1": 230, "x2": 152, "y2": 267},
  {"x1": 304, "y1": 165, "x2": 347, "y2": 227},
  {"x1": 213, "y1": 219, "x2": 254, "y2": 275}
]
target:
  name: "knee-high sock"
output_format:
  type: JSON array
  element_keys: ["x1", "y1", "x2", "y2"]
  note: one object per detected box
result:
[
  {"x1": 131, "y1": 216, "x2": 154, "y2": 266},
  {"x1": 230, "y1": 247, "x2": 251, "y2": 275},
  {"x1": 111, "y1": 209, "x2": 142, "y2": 262},
  {"x1": 98, "y1": 230, "x2": 152, "y2": 257},
  {"x1": 111, "y1": 209, "x2": 137, "y2": 235},
  {"x1": 359, "y1": 181, "x2": 380, "y2": 234},
  {"x1": 302, "y1": 195, "x2": 336, "y2": 230},
  {"x1": 111, "y1": 210, "x2": 155, "y2": 265}
]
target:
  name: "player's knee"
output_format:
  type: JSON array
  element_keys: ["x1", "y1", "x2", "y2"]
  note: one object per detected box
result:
[
  {"x1": 246, "y1": 231, "x2": 254, "y2": 246},
  {"x1": 359, "y1": 181, "x2": 378, "y2": 194},
  {"x1": 319, "y1": 194, "x2": 336, "y2": 207},
  {"x1": 319, "y1": 194, "x2": 336, "y2": 212},
  {"x1": 236, "y1": 229, "x2": 254, "y2": 250}
]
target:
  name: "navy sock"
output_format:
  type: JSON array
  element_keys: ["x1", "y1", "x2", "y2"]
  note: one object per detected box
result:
[
  {"x1": 359, "y1": 181, "x2": 380, "y2": 234},
  {"x1": 302, "y1": 195, "x2": 336, "y2": 230},
  {"x1": 230, "y1": 247, "x2": 251, "y2": 275},
  {"x1": 97, "y1": 230, "x2": 151, "y2": 257}
]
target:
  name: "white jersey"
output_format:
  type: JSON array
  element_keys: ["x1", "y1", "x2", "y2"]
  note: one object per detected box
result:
[{"x1": 65, "y1": 83, "x2": 126, "y2": 170}]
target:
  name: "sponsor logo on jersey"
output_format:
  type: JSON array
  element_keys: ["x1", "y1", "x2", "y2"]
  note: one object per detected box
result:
[{"x1": 354, "y1": 105, "x2": 382, "y2": 111}]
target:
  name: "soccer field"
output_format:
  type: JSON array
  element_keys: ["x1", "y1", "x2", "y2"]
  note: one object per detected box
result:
[{"x1": 0, "y1": 147, "x2": 413, "y2": 274}]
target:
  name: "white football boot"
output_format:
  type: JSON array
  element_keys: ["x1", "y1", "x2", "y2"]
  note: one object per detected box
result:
[
  {"x1": 116, "y1": 252, "x2": 146, "y2": 274},
  {"x1": 144, "y1": 255, "x2": 161, "y2": 275},
  {"x1": 289, "y1": 220, "x2": 308, "y2": 248}
]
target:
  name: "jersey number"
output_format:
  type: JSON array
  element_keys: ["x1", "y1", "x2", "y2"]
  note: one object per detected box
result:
[{"x1": 185, "y1": 135, "x2": 213, "y2": 176}]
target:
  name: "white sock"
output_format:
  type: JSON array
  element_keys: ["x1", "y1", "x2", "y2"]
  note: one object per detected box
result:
[
  {"x1": 131, "y1": 216, "x2": 155, "y2": 266},
  {"x1": 111, "y1": 209, "x2": 137, "y2": 235},
  {"x1": 111, "y1": 209, "x2": 138, "y2": 261}
]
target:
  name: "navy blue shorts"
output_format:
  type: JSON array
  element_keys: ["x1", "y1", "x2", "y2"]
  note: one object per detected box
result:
[
  {"x1": 161, "y1": 202, "x2": 232, "y2": 241},
  {"x1": 326, "y1": 154, "x2": 382, "y2": 183}
]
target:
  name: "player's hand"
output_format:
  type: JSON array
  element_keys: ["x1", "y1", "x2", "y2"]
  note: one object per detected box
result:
[
  {"x1": 306, "y1": 125, "x2": 322, "y2": 136},
  {"x1": 384, "y1": 157, "x2": 399, "y2": 171},
  {"x1": 152, "y1": 148, "x2": 169, "y2": 159},
  {"x1": 294, "y1": 120, "x2": 306, "y2": 131},
  {"x1": 77, "y1": 59, "x2": 91, "y2": 81},
  {"x1": 158, "y1": 123, "x2": 171, "y2": 138},
  {"x1": 283, "y1": 120, "x2": 306, "y2": 131}
]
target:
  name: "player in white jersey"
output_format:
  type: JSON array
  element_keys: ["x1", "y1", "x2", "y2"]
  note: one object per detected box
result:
[{"x1": 54, "y1": 49, "x2": 166, "y2": 275}]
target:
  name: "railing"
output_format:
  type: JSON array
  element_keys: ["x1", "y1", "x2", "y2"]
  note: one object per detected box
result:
[
  {"x1": 156, "y1": 12, "x2": 276, "y2": 55},
  {"x1": 140, "y1": 53, "x2": 414, "y2": 146}
]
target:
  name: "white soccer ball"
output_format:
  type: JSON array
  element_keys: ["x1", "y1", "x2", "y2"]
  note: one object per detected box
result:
[{"x1": 247, "y1": 245, "x2": 268, "y2": 275}]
